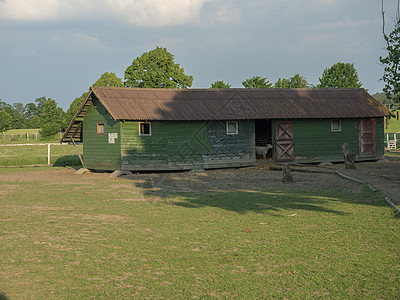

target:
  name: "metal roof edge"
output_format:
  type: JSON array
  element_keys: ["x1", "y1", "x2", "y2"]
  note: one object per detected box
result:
[
  {"x1": 90, "y1": 86, "x2": 119, "y2": 120},
  {"x1": 60, "y1": 89, "x2": 92, "y2": 143}
]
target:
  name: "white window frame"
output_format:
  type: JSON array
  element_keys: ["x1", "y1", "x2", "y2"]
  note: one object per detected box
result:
[
  {"x1": 331, "y1": 119, "x2": 341, "y2": 132},
  {"x1": 139, "y1": 122, "x2": 151, "y2": 136},
  {"x1": 226, "y1": 121, "x2": 238, "y2": 135}
]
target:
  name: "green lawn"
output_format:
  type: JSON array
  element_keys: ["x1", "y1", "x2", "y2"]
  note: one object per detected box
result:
[
  {"x1": 0, "y1": 144, "x2": 82, "y2": 166},
  {"x1": 0, "y1": 167, "x2": 398, "y2": 299},
  {"x1": 385, "y1": 110, "x2": 400, "y2": 133},
  {"x1": 1, "y1": 128, "x2": 63, "y2": 144}
]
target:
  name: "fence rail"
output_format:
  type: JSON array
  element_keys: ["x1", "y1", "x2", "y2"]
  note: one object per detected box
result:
[
  {"x1": 386, "y1": 133, "x2": 399, "y2": 152},
  {"x1": 0, "y1": 143, "x2": 82, "y2": 166},
  {"x1": 0, "y1": 132, "x2": 63, "y2": 144}
]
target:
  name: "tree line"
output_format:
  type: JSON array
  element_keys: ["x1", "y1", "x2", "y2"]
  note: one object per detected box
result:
[{"x1": 1, "y1": 38, "x2": 398, "y2": 134}]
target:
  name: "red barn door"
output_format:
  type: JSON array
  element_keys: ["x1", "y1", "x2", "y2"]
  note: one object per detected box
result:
[
  {"x1": 359, "y1": 118, "x2": 376, "y2": 157},
  {"x1": 274, "y1": 121, "x2": 294, "y2": 161}
]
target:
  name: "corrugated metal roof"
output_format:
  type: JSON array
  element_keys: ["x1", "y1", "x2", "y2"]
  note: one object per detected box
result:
[
  {"x1": 90, "y1": 86, "x2": 389, "y2": 121},
  {"x1": 61, "y1": 86, "x2": 389, "y2": 143}
]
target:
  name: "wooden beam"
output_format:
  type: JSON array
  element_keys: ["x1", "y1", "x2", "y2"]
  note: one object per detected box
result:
[{"x1": 70, "y1": 137, "x2": 85, "y2": 168}]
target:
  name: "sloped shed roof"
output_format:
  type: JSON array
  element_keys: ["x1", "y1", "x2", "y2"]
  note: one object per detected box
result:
[{"x1": 61, "y1": 86, "x2": 389, "y2": 142}]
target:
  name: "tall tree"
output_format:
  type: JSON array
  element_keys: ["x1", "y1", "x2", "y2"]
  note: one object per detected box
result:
[
  {"x1": 34, "y1": 97, "x2": 47, "y2": 116},
  {"x1": 380, "y1": 19, "x2": 400, "y2": 102},
  {"x1": 124, "y1": 47, "x2": 193, "y2": 88},
  {"x1": 242, "y1": 76, "x2": 272, "y2": 88},
  {"x1": 0, "y1": 109, "x2": 12, "y2": 133},
  {"x1": 40, "y1": 99, "x2": 65, "y2": 137},
  {"x1": 210, "y1": 80, "x2": 231, "y2": 88},
  {"x1": 0, "y1": 100, "x2": 24, "y2": 129},
  {"x1": 93, "y1": 72, "x2": 124, "y2": 87},
  {"x1": 25, "y1": 102, "x2": 39, "y2": 120},
  {"x1": 274, "y1": 74, "x2": 309, "y2": 88},
  {"x1": 12, "y1": 102, "x2": 26, "y2": 118},
  {"x1": 318, "y1": 62, "x2": 362, "y2": 88}
]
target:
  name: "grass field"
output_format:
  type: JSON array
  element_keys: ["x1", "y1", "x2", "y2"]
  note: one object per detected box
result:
[
  {"x1": 0, "y1": 144, "x2": 82, "y2": 166},
  {"x1": 1, "y1": 129, "x2": 63, "y2": 144},
  {"x1": 0, "y1": 167, "x2": 398, "y2": 299},
  {"x1": 386, "y1": 110, "x2": 400, "y2": 133}
]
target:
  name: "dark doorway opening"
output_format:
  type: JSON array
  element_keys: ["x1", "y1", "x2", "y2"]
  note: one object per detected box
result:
[
  {"x1": 255, "y1": 120, "x2": 272, "y2": 146},
  {"x1": 255, "y1": 120, "x2": 273, "y2": 159}
]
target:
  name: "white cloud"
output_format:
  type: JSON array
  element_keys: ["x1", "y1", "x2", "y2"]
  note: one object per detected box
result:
[
  {"x1": 0, "y1": 0, "x2": 211, "y2": 27},
  {"x1": 109, "y1": 0, "x2": 208, "y2": 26},
  {"x1": 0, "y1": 0, "x2": 59, "y2": 21},
  {"x1": 213, "y1": 5, "x2": 240, "y2": 23}
]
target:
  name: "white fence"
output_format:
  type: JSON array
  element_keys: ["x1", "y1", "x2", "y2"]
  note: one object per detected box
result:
[
  {"x1": 386, "y1": 133, "x2": 399, "y2": 152},
  {"x1": 0, "y1": 143, "x2": 81, "y2": 166},
  {"x1": 0, "y1": 132, "x2": 63, "y2": 143}
]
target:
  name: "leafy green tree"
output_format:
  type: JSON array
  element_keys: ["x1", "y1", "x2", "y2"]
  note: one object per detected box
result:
[
  {"x1": 210, "y1": 80, "x2": 231, "y2": 88},
  {"x1": 124, "y1": 47, "x2": 193, "y2": 88},
  {"x1": 274, "y1": 78, "x2": 291, "y2": 88},
  {"x1": 242, "y1": 76, "x2": 272, "y2": 88},
  {"x1": 28, "y1": 115, "x2": 41, "y2": 129},
  {"x1": 34, "y1": 97, "x2": 46, "y2": 115},
  {"x1": 40, "y1": 99, "x2": 65, "y2": 137},
  {"x1": 25, "y1": 102, "x2": 39, "y2": 120},
  {"x1": 289, "y1": 73, "x2": 309, "y2": 88},
  {"x1": 93, "y1": 72, "x2": 123, "y2": 87},
  {"x1": 0, "y1": 109, "x2": 12, "y2": 133},
  {"x1": 380, "y1": 19, "x2": 400, "y2": 102},
  {"x1": 318, "y1": 62, "x2": 362, "y2": 88},
  {"x1": 274, "y1": 74, "x2": 309, "y2": 88},
  {"x1": 12, "y1": 103, "x2": 26, "y2": 118},
  {"x1": 0, "y1": 100, "x2": 24, "y2": 129},
  {"x1": 64, "y1": 93, "x2": 86, "y2": 129},
  {"x1": 373, "y1": 92, "x2": 399, "y2": 110}
]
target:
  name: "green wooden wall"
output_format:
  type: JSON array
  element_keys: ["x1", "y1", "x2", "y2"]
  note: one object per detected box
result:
[
  {"x1": 83, "y1": 98, "x2": 121, "y2": 170},
  {"x1": 291, "y1": 117, "x2": 385, "y2": 163},
  {"x1": 120, "y1": 120, "x2": 255, "y2": 171}
]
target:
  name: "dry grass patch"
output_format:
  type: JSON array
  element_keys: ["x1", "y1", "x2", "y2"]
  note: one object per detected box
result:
[{"x1": 0, "y1": 167, "x2": 399, "y2": 299}]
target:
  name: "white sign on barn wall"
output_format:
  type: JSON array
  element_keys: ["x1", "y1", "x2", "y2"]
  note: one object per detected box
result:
[{"x1": 108, "y1": 133, "x2": 118, "y2": 144}]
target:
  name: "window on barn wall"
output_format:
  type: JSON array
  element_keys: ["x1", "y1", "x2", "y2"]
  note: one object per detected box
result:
[
  {"x1": 97, "y1": 123, "x2": 105, "y2": 135},
  {"x1": 331, "y1": 120, "x2": 341, "y2": 132},
  {"x1": 226, "y1": 121, "x2": 238, "y2": 135},
  {"x1": 139, "y1": 122, "x2": 151, "y2": 136}
]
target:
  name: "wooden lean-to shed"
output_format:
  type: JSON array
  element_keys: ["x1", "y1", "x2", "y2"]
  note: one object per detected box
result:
[{"x1": 61, "y1": 86, "x2": 389, "y2": 171}]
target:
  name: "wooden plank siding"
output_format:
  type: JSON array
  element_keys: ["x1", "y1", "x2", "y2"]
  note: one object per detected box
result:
[
  {"x1": 285, "y1": 117, "x2": 385, "y2": 163},
  {"x1": 83, "y1": 99, "x2": 121, "y2": 170},
  {"x1": 120, "y1": 120, "x2": 255, "y2": 171},
  {"x1": 374, "y1": 117, "x2": 385, "y2": 159}
]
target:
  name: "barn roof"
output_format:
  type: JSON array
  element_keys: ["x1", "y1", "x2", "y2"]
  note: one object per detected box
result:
[{"x1": 61, "y1": 86, "x2": 389, "y2": 142}]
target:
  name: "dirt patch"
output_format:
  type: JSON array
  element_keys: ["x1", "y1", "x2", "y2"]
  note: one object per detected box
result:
[
  {"x1": 1, "y1": 157, "x2": 399, "y2": 206},
  {"x1": 127, "y1": 157, "x2": 400, "y2": 206}
]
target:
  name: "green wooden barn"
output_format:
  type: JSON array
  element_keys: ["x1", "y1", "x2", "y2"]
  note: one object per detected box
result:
[{"x1": 61, "y1": 86, "x2": 389, "y2": 171}]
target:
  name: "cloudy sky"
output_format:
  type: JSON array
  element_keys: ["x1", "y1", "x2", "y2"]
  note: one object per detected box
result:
[{"x1": 0, "y1": 0, "x2": 397, "y2": 110}]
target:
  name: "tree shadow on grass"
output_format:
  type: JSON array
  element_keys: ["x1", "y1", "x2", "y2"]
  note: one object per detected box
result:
[
  {"x1": 127, "y1": 169, "x2": 388, "y2": 216},
  {"x1": 0, "y1": 293, "x2": 9, "y2": 300},
  {"x1": 168, "y1": 189, "x2": 349, "y2": 216}
]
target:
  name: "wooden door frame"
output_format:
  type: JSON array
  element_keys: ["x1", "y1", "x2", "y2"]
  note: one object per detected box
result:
[
  {"x1": 273, "y1": 120, "x2": 294, "y2": 162},
  {"x1": 359, "y1": 118, "x2": 376, "y2": 158}
]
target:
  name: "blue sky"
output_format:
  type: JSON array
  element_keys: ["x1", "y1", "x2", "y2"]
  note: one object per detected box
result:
[{"x1": 0, "y1": 0, "x2": 397, "y2": 110}]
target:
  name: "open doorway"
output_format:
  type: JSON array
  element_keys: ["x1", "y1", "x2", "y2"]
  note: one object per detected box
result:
[{"x1": 255, "y1": 119, "x2": 273, "y2": 159}]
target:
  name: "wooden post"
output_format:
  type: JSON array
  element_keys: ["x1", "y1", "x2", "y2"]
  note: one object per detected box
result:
[
  {"x1": 71, "y1": 138, "x2": 85, "y2": 168},
  {"x1": 47, "y1": 144, "x2": 51, "y2": 165},
  {"x1": 282, "y1": 163, "x2": 294, "y2": 183},
  {"x1": 342, "y1": 143, "x2": 355, "y2": 169}
]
